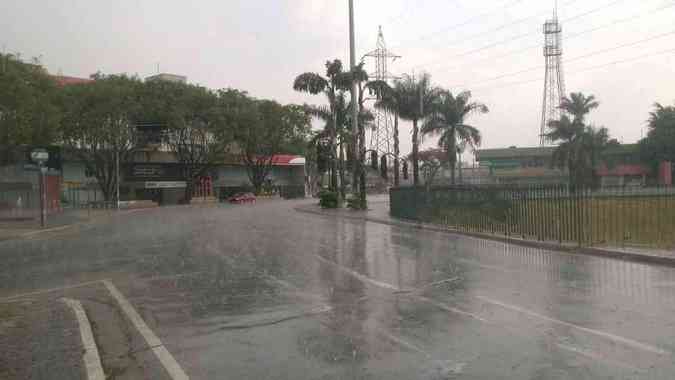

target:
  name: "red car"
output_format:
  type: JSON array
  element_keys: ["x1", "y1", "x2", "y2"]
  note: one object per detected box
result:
[{"x1": 228, "y1": 192, "x2": 256, "y2": 204}]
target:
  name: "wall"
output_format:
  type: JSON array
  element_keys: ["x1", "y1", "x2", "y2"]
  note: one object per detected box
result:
[{"x1": 660, "y1": 161, "x2": 673, "y2": 186}]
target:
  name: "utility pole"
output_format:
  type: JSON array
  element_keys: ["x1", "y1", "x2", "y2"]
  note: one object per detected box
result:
[
  {"x1": 348, "y1": 0, "x2": 361, "y2": 205},
  {"x1": 116, "y1": 147, "x2": 120, "y2": 210}
]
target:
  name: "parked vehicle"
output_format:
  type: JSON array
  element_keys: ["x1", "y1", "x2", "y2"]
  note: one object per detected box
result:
[{"x1": 228, "y1": 192, "x2": 256, "y2": 204}]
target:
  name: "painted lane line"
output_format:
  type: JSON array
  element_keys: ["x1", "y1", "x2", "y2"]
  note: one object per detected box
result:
[
  {"x1": 314, "y1": 254, "x2": 405, "y2": 291},
  {"x1": 555, "y1": 343, "x2": 646, "y2": 373},
  {"x1": 62, "y1": 298, "x2": 106, "y2": 380},
  {"x1": 313, "y1": 254, "x2": 486, "y2": 323},
  {"x1": 103, "y1": 280, "x2": 189, "y2": 380},
  {"x1": 0, "y1": 279, "x2": 108, "y2": 302},
  {"x1": 21, "y1": 225, "x2": 71, "y2": 237},
  {"x1": 417, "y1": 296, "x2": 489, "y2": 323},
  {"x1": 475, "y1": 295, "x2": 669, "y2": 356}
]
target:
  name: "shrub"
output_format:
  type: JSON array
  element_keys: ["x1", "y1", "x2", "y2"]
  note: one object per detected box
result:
[
  {"x1": 318, "y1": 190, "x2": 339, "y2": 209},
  {"x1": 346, "y1": 195, "x2": 366, "y2": 210}
]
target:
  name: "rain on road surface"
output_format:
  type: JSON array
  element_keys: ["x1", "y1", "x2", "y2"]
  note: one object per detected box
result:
[{"x1": 1, "y1": 200, "x2": 675, "y2": 379}]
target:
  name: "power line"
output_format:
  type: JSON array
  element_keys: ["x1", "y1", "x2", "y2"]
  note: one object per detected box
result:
[
  {"x1": 468, "y1": 46, "x2": 675, "y2": 92},
  {"x1": 401, "y1": 0, "x2": 628, "y2": 72},
  {"x1": 403, "y1": 0, "x2": 579, "y2": 54},
  {"x1": 451, "y1": 28, "x2": 675, "y2": 88},
  {"x1": 428, "y1": 0, "x2": 675, "y2": 74},
  {"x1": 389, "y1": 0, "x2": 527, "y2": 50}
]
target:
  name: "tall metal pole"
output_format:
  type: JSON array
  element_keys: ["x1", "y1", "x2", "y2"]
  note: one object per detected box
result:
[
  {"x1": 116, "y1": 148, "x2": 120, "y2": 210},
  {"x1": 40, "y1": 166, "x2": 46, "y2": 228},
  {"x1": 349, "y1": 0, "x2": 360, "y2": 203}
]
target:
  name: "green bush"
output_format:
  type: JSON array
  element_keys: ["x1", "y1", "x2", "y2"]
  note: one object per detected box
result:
[
  {"x1": 346, "y1": 195, "x2": 366, "y2": 210},
  {"x1": 318, "y1": 190, "x2": 339, "y2": 209}
]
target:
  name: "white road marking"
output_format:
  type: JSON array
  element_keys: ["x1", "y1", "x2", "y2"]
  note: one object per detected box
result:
[
  {"x1": 21, "y1": 225, "x2": 71, "y2": 237},
  {"x1": 0, "y1": 280, "x2": 107, "y2": 302},
  {"x1": 417, "y1": 296, "x2": 489, "y2": 323},
  {"x1": 313, "y1": 254, "x2": 405, "y2": 291},
  {"x1": 62, "y1": 298, "x2": 106, "y2": 380},
  {"x1": 378, "y1": 328, "x2": 430, "y2": 357},
  {"x1": 476, "y1": 295, "x2": 669, "y2": 356},
  {"x1": 313, "y1": 254, "x2": 486, "y2": 322},
  {"x1": 555, "y1": 343, "x2": 646, "y2": 373},
  {"x1": 103, "y1": 280, "x2": 189, "y2": 380}
]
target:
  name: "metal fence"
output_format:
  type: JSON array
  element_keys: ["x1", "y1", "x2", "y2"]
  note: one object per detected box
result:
[
  {"x1": 390, "y1": 185, "x2": 675, "y2": 249},
  {"x1": 0, "y1": 182, "x2": 38, "y2": 220}
]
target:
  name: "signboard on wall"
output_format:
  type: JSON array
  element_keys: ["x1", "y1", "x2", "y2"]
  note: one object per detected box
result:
[{"x1": 144, "y1": 181, "x2": 187, "y2": 189}]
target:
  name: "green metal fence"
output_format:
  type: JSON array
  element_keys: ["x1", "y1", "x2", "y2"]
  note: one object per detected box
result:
[{"x1": 390, "y1": 185, "x2": 675, "y2": 249}]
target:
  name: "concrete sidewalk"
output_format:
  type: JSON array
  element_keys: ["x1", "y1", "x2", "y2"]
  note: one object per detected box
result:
[
  {"x1": 0, "y1": 209, "x2": 114, "y2": 241},
  {"x1": 296, "y1": 199, "x2": 675, "y2": 267}
]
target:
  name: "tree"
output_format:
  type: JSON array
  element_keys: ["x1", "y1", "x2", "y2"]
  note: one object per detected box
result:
[
  {"x1": 293, "y1": 60, "x2": 351, "y2": 193},
  {"x1": 389, "y1": 73, "x2": 440, "y2": 186},
  {"x1": 139, "y1": 80, "x2": 231, "y2": 203},
  {"x1": 421, "y1": 90, "x2": 488, "y2": 184},
  {"x1": 61, "y1": 74, "x2": 141, "y2": 202},
  {"x1": 547, "y1": 92, "x2": 611, "y2": 188},
  {"x1": 640, "y1": 102, "x2": 675, "y2": 167},
  {"x1": 417, "y1": 148, "x2": 446, "y2": 190},
  {"x1": 301, "y1": 91, "x2": 350, "y2": 196},
  {"x1": 0, "y1": 54, "x2": 61, "y2": 164},
  {"x1": 369, "y1": 79, "x2": 402, "y2": 187},
  {"x1": 559, "y1": 92, "x2": 599, "y2": 124},
  {"x1": 231, "y1": 94, "x2": 311, "y2": 195}
]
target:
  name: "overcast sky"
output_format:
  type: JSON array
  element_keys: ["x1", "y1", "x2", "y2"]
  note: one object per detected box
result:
[{"x1": 3, "y1": 0, "x2": 675, "y2": 159}]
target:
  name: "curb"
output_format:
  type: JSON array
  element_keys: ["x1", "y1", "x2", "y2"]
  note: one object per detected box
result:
[
  {"x1": 62, "y1": 298, "x2": 106, "y2": 380},
  {"x1": 294, "y1": 206, "x2": 675, "y2": 268}
]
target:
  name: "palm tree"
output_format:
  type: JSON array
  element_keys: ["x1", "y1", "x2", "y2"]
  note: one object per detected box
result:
[
  {"x1": 388, "y1": 73, "x2": 440, "y2": 186},
  {"x1": 559, "y1": 92, "x2": 599, "y2": 124},
  {"x1": 293, "y1": 60, "x2": 350, "y2": 192},
  {"x1": 421, "y1": 90, "x2": 488, "y2": 184},
  {"x1": 368, "y1": 79, "x2": 401, "y2": 186},
  {"x1": 547, "y1": 92, "x2": 610, "y2": 188}
]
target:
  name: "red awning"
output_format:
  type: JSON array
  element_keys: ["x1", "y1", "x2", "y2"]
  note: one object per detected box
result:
[{"x1": 596, "y1": 164, "x2": 650, "y2": 177}]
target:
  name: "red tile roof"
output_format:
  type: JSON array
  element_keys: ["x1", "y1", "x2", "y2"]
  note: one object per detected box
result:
[{"x1": 52, "y1": 75, "x2": 92, "y2": 86}]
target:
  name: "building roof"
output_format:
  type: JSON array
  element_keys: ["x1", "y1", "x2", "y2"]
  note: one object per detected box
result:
[
  {"x1": 270, "y1": 155, "x2": 306, "y2": 166},
  {"x1": 52, "y1": 75, "x2": 92, "y2": 86},
  {"x1": 477, "y1": 144, "x2": 640, "y2": 161},
  {"x1": 145, "y1": 73, "x2": 187, "y2": 83},
  {"x1": 476, "y1": 146, "x2": 555, "y2": 161}
]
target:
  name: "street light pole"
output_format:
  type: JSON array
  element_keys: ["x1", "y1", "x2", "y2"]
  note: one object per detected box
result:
[
  {"x1": 116, "y1": 147, "x2": 120, "y2": 210},
  {"x1": 40, "y1": 166, "x2": 47, "y2": 228},
  {"x1": 31, "y1": 149, "x2": 49, "y2": 228},
  {"x1": 348, "y1": 0, "x2": 360, "y2": 204}
]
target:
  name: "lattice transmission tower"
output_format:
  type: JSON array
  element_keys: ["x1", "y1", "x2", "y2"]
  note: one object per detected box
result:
[
  {"x1": 364, "y1": 26, "x2": 400, "y2": 156},
  {"x1": 540, "y1": 3, "x2": 566, "y2": 146}
]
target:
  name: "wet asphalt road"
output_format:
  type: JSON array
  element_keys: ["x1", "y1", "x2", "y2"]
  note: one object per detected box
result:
[{"x1": 2, "y1": 199, "x2": 675, "y2": 379}]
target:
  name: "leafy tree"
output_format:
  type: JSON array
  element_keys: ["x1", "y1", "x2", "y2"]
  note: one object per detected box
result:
[
  {"x1": 369, "y1": 79, "x2": 402, "y2": 187},
  {"x1": 547, "y1": 92, "x2": 612, "y2": 188},
  {"x1": 388, "y1": 73, "x2": 440, "y2": 186},
  {"x1": 640, "y1": 102, "x2": 675, "y2": 168},
  {"x1": 0, "y1": 54, "x2": 62, "y2": 164},
  {"x1": 417, "y1": 148, "x2": 446, "y2": 190},
  {"x1": 61, "y1": 74, "x2": 141, "y2": 201},
  {"x1": 421, "y1": 90, "x2": 488, "y2": 184},
  {"x1": 293, "y1": 60, "x2": 350, "y2": 192},
  {"x1": 229, "y1": 93, "x2": 310, "y2": 194},
  {"x1": 138, "y1": 80, "x2": 231, "y2": 203}
]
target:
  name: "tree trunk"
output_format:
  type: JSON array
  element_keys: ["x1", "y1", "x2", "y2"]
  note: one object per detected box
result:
[
  {"x1": 184, "y1": 179, "x2": 194, "y2": 204},
  {"x1": 339, "y1": 141, "x2": 346, "y2": 199},
  {"x1": 358, "y1": 110, "x2": 367, "y2": 209},
  {"x1": 330, "y1": 114, "x2": 338, "y2": 192},
  {"x1": 412, "y1": 119, "x2": 419, "y2": 186},
  {"x1": 394, "y1": 113, "x2": 400, "y2": 187},
  {"x1": 449, "y1": 129, "x2": 457, "y2": 185}
]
